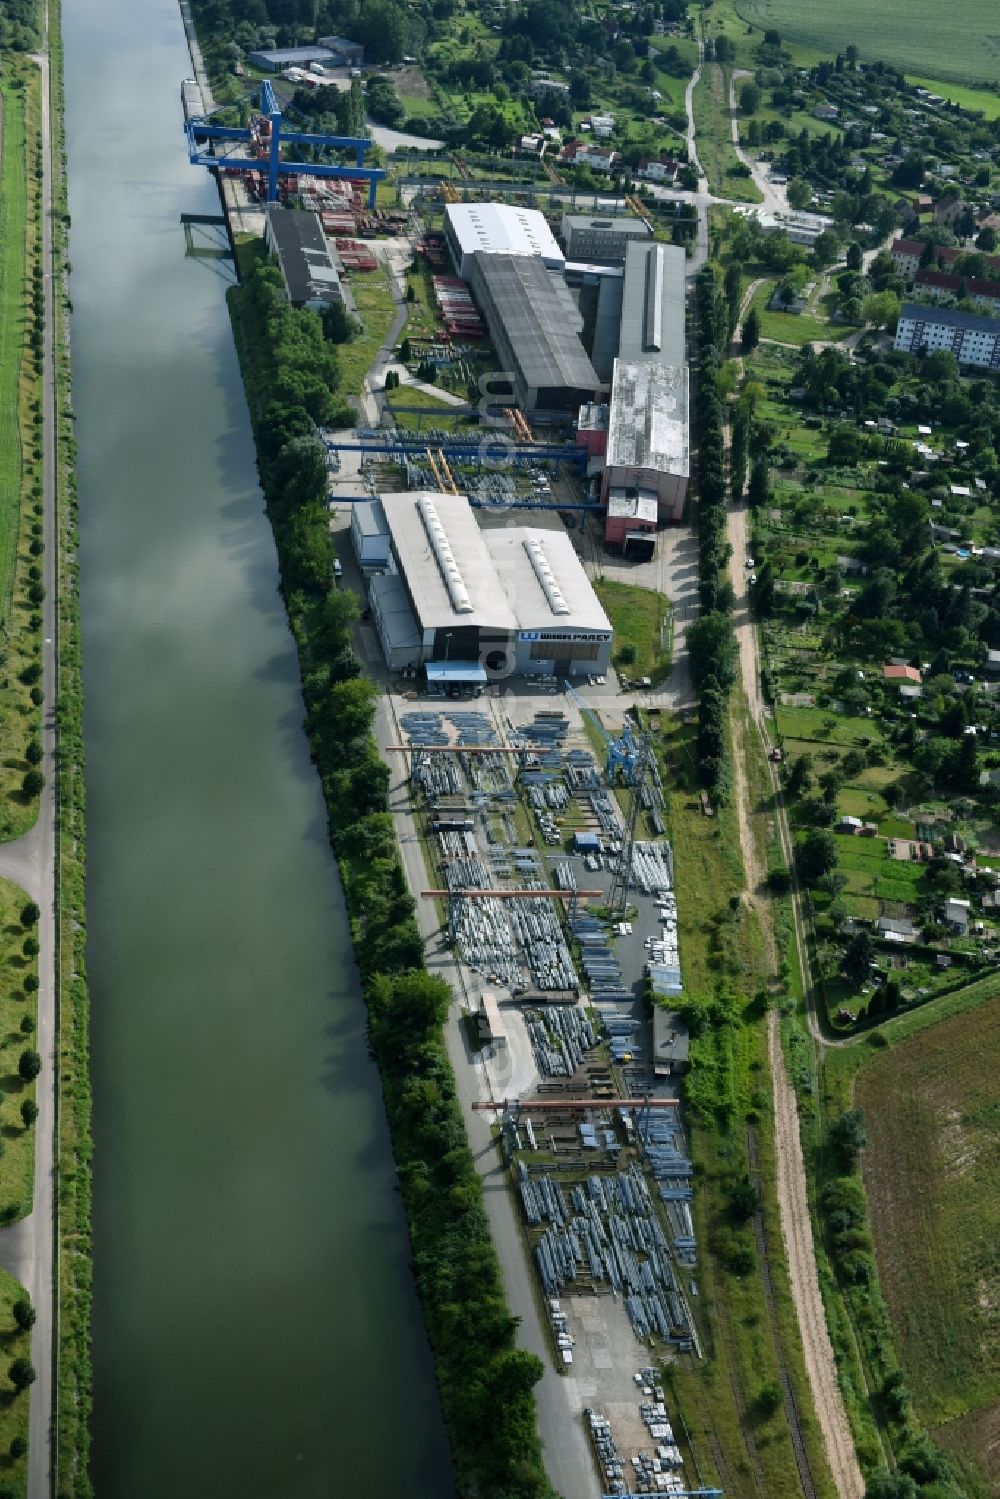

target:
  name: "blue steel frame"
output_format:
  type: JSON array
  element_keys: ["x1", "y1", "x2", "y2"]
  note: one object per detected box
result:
[{"x1": 185, "y1": 80, "x2": 385, "y2": 206}]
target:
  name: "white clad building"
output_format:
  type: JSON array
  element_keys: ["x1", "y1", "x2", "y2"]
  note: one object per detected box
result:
[
  {"x1": 443, "y1": 202, "x2": 565, "y2": 279},
  {"x1": 483, "y1": 526, "x2": 613, "y2": 676},
  {"x1": 362, "y1": 491, "x2": 612, "y2": 680}
]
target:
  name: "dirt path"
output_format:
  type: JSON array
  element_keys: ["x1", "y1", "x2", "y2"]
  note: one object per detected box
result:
[{"x1": 727, "y1": 497, "x2": 865, "y2": 1499}]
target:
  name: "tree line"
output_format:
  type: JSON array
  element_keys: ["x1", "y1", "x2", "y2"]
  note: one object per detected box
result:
[
  {"x1": 688, "y1": 265, "x2": 738, "y2": 801},
  {"x1": 230, "y1": 256, "x2": 554, "y2": 1499}
]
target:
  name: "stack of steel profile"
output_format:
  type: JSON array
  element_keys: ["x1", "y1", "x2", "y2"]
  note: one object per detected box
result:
[
  {"x1": 637, "y1": 1114, "x2": 697, "y2": 1265},
  {"x1": 564, "y1": 750, "x2": 601, "y2": 791},
  {"x1": 630, "y1": 841, "x2": 674, "y2": 894},
  {"x1": 589, "y1": 787, "x2": 621, "y2": 834},
  {"x1": 571, "y1": 919, "x2": 632, "y2": 1005},
  {"x1": 445, "y1": 856, "x2": 523, "y2": 990},
  {"x1": 587, "y1": 1411, "x2": 625, "y2": 1494},
  {"x1": 524, "y1": 1005, "x2": 596, "y2": 1076},
  {"x1": 524, "y1": 1162, "x2": 692, "y2": 1343}
]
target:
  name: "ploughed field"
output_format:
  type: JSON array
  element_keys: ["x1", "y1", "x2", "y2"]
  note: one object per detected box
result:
[{"x1": 856, "y1": 999, "x2": 1000, "y2": 1489}]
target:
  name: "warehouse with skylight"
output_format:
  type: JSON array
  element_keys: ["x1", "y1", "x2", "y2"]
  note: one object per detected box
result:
[{"x1": 361, "y1": 492, "x2": 613, "y2": 680}]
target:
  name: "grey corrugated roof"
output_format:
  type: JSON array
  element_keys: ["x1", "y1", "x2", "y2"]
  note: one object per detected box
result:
[
  {"x1": 249, "y1": 46, "x2": 336, "y2": 65},
  {"x1": 369, "y1": 573, "x2": 422, "y2": 653},
  {"x1": 352, "y1": 498, "x2": 387, "y2": 537},
  {"x1": 266, "y1": 205, "x2": 341, "y2": 305},
  {"x1": 471, "y1": 254, "x2": 600, "y2": 393},
  {"x1": 606, "y1": 360, "x2": 689, "y2": 478},
  {"x1": 619, "y1": 240, "x2": 686, "y2": 365},
  {"x1": 900, "y1": 301, "x2": 1000, "y2": 335}
]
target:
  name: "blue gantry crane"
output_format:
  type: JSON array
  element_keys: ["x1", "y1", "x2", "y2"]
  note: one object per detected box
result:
[
  {"x1": 182, "y1": 77, "x2": 385, "y2": 206},
  {"x1": 562, "y1": 682, "x2": 642, "y2": 782}
]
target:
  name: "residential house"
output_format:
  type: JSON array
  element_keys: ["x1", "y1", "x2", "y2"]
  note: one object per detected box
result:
[
  {"x1": 877, "y1": 916, "x2": 919, "y2": 943},
  {"x1": 892, "y1": 238, "x2": 1000, "y2": 280},
  {"x1": 528, "y1": 76, "x2": 570, "y2": 97},
  {"x1": 560, "y1": 141, "x2": 620, "y2": 174},
  {"x1": 894, "y1": 303, "x2": 1000, "y2": 371},
  {"x1": 944, "y1": 897, "x2": 971, "y2": 933},
  {"x1": 636, "y1": 155, "x2": 680, "y2": 184},
  {"x1": 883, "y1": 664, "x2": 922, "y2": 684},
  {"x1": 935, "y1": 195, "x2": 971, "y2": 227},
  {"x1": 588, "y1": 114, "x2": 616, "y2": 139}
]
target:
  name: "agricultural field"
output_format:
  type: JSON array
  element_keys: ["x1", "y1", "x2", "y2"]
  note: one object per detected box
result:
[
  {"x1": 856, "y1": 997, "x2": 1000, "y2": 1493},
  {"x1": 734, "y1": 0, "x2": 1000, "y2": 86}
]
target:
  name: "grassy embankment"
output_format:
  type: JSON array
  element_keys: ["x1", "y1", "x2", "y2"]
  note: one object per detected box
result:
[
  {"x1": 0, "y1": 875, "x2": 40, "y2": 1484},
  {"x1": 43, "y1": 0, "x2": 94, "y2": 1489},
  {"x1": 0, "y1": 879, "x2": 39, "y2": 1221},
  {"x1": 594, "y1": 580, "x2": 673, "y2": 681},
  {"x1": 691, "y1": 60, "x2": 762, "y2": 205},
  {"x1": 651, "y1": 714, "x2": 836, "y2": 1499},
  {"x1": 0, "y1": 32, "x2": 68, "y2": 1495},
  {"x1": 338, "y1": 267, "x2": 399, "y2": 397},
  {"x1": 0, "y1": 63, "x2": 46, "y2": 842}
]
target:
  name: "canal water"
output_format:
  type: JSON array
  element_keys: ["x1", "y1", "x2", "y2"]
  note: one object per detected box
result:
[{"x1": 63, "y1": 0, "x2": 451, "y2": 1492}]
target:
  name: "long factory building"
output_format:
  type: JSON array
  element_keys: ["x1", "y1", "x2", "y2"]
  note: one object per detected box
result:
[
  {"x1": 444, "y1": 203, "x2": 602, "y2": 416},
  {"x1": 439, "y1": 201, "x2": 688, "y2": 534},
  {"x1": 353, "y1": 491, "x2": 613, "y2": 682},
  {"x1": 583, "y1": 241, "x2": 690, "y2": 535},
  {"x1": 605, "y1": 241, "x2": 689, "y2": 524}
]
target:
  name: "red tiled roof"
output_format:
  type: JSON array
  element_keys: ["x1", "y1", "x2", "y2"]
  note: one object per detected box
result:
[{"x1": 883, "y1": 664, "x2": 921, "y2": 683}]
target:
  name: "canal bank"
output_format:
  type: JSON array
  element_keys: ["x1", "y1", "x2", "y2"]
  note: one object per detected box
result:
[{"x1": 63, "y1": 0, "x2": 450, "y2": 1492}]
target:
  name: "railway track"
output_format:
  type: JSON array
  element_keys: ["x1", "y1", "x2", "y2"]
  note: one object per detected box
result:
[
  {"x1": 713, "y1": 1287, "x2": 767, "y2": 1497},
  {"x1": 747, "y1": 1125, "x2": 820, "y2": 1499}
]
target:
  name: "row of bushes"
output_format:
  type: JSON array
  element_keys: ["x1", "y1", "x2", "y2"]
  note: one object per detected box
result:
[
  {"x1": 47, "y1": 2, "x2": 95, "y2": 1491},
  {"x1": 690, "y1": 265, "x2": 737, "y2": 801},
  {"x1": 229, "y1": 255, "x2": 554, "y2": 1499}
]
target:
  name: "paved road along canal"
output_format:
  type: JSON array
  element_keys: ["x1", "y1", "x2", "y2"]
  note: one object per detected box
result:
[{"x1": 63, "y1": 0, "x2": 452, "y2": 1492}]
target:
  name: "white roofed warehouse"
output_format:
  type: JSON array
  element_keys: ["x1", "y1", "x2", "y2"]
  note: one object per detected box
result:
[
  {"x1": 484, "y1": 527, "x2": 613, "y2": 676},
  {"x1": 362, "y1": 492, "x2": 612, "y2": 681},
  {"x1": 443, "y1": 202, "x2": 565, "y2": 279}
]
